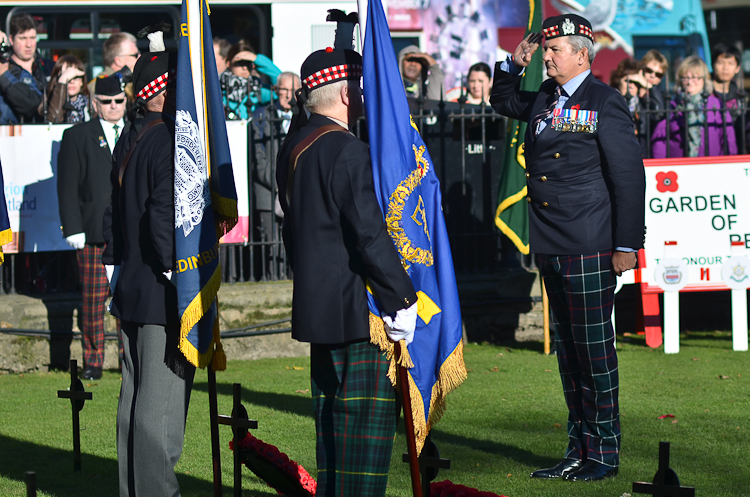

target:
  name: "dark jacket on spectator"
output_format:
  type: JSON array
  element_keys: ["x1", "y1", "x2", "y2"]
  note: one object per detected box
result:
[
  {"x1": 45, "y1": 83, "x2": 89, "y2": 124},
  {"x1": 251, "y1": 100, "x2": 290, "y2": 213},
  {"x1": 713, "y1": 80, "x2": 748, "y2": 154},
  {"x1": 0, "y1": 57, "x2": 48, "y2": 123}
]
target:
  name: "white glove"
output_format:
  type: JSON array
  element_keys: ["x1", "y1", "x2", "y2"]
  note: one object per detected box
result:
[
  {"x1": 106, "y1": 265, "x2": 120, "y2": 294},
  {"x1": 382, "y1": 302, "x2": 418, "y2": 346},
  {"x1": 163, "y1": 270, "x2": 172, "y2": 281},
  {"x1": 65, "y1": 232, "x2": 86, "y2": 250}
]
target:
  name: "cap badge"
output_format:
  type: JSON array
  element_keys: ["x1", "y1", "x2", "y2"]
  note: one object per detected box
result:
[{"x1": 562, "y1": 18, "x2": 576, "y2": 35}]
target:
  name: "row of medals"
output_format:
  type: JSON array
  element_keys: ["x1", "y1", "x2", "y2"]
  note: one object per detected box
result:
[{"x1": 552, "y1": 116, "x2": 598, "y2": 133}]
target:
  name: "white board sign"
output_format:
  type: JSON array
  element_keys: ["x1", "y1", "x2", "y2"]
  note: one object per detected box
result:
[{"x1": 641, "y1": 155, "x2": 750, "y2": 292}]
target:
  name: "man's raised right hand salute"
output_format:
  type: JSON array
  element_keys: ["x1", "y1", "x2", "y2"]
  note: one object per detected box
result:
[{"x1": 512, "y1": 32, "x2": 544, "y2": 67}]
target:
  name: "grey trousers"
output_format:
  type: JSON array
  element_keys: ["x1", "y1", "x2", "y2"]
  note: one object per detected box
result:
[{"x1": 118, "y1": 322, "x2": 195, "y2": 497}]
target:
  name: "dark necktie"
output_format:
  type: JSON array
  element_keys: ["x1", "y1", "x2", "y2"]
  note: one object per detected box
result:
[
  {"x1": 113, "y1": 123, "x2": 120, "y2": 144},
  {"x1": 532, "y1": 86, "x2": 562, "y2": 136}
]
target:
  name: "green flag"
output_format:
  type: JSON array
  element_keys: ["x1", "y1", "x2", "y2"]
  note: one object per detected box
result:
[{"x1": 495, "y1": 0, "x2": 542, "y2": 255}]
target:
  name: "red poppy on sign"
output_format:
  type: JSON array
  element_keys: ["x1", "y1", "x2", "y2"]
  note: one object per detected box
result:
[{"x1": 656, "y1": 171, "x2": 678, "y2": 192}]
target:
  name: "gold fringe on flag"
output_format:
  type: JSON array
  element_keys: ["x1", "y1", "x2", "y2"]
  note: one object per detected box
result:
[
  {"x1": 178, "y1": 264, "x2": 222, "y2": 368},
  {"x1": 369, "y1": 312, "x2": 414, "y2": 371},
  {"x1": 369, "y1": 312, "x2": 467, "y2": 455}
]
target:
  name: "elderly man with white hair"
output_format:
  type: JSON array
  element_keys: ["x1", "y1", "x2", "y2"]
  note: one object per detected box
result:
[{"x1": 276, "y1": 47, "x2": 418, "y2": 497}]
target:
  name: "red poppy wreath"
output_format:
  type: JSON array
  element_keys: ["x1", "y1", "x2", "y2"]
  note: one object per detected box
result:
[{"x1": 230, "y1": 432, "x2": 317, "y2": 497}]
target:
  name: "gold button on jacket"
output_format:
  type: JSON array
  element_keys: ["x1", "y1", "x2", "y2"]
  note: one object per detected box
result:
[
  {"x1": 540, "y1": 176, "x2": 547, "y2": 182},
  {"x1": 553, "y1": 152, "x2": 561, "y2": 159}
]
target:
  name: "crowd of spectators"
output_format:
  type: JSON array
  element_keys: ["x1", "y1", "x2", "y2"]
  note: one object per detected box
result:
[
  {"x1": 609, "y1": 46, "x2": 747, "y2": 158},
  {"x1": 0, "y1": 11, "x2": 747, "y2": 159}
]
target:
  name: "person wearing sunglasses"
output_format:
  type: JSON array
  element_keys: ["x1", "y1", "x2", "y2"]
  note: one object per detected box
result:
[
  {"x1": 652, "y1": 55, "x2": 737, "y2": 158},
  {"x1": 44, "y1": 54, "x2": 89, "y2": 123},
  {"x1": 219, "y1": 41, "x2": 281, "y2": 120},
  {"x1": 638, "y1": 50, "x2": 668, "y2": 135},
  {"x1": 56, "y1": 74, "x2": 129, "y2": 382}
]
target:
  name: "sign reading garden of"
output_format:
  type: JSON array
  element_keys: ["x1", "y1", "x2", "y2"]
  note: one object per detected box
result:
[{"x1": 641, "y1": 156, "x2": 750, "y2": 292}]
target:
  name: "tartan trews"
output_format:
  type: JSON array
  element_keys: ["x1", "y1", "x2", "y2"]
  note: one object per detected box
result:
[
  {"x1": 310, "y1": 340, "x2": 400, "y2": 497},
  {"x1": 538, "y1": 251, "x2": 621, "y2": 468},
  {"x1": 77, "y1": 245, "x2": 111, "y2": 369}
]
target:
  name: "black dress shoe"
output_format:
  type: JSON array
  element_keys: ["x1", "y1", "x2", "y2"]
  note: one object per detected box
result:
[
  {"x1": 81, "y1": 366, "x2": 102, "y2": 380},
  {"x1": 565, "y1": 460, "x2": 618, "y2": 481},
  {"x1": 530, "y1": 458, "x2": 584, "y2": 479}
]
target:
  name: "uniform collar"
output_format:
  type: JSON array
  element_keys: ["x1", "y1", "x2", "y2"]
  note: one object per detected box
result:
[{"x1": 560, "y1": 69, "x2": 590, "y2": 98}]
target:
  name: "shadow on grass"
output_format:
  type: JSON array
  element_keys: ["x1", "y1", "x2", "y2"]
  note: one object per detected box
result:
[
  {"x1": 193, "y1": 381, "x2": 561, "y2": 471},
  {"x1": 0, "y1": 434, "x2": 278, "y2": 497},
  {"x1": 192, "y1": 381, "x2": 313, "y2": 419},
  {"x1": 425, "y1": 428, "x2": 559, "y2": 470}
]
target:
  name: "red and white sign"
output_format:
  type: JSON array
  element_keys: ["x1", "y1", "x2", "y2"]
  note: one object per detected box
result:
[{"x1": 640, "y1": 155, "x2": 750, "y2": 293}]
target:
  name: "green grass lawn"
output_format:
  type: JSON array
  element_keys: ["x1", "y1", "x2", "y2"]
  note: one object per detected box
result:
[{"x1": 1, "y1": 332, "x2": 749, "y2": 496}]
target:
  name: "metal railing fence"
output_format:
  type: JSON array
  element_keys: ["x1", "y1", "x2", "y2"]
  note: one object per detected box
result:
[
  {"x1": 630, "y1": 87, "x2": 748, "y2": 158},
  {"x1": 3, "y1": 88, "x2": 747, "y2": 295}
]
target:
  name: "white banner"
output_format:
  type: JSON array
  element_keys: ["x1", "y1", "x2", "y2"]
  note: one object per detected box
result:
[
  {"x1": 1, "y1": 122, "x2": 250, "y2": 253},
  {"x1": 220, "y1": 120, "x2": 250, "y2": 244},
  {"x1": 1, "y1": 124, "x2": 72, "y2": 253},
  {"x1": 642, "y1": 155, "x2": 750, "y2": 292}
]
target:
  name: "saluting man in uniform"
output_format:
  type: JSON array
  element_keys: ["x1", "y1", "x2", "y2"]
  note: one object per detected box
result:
[
  {"x1": 491, "y1": 14, "x2": 645, "y2": 481},
  {"x1": 276, "y1": 47, "x2": 418, "y2": 497}
]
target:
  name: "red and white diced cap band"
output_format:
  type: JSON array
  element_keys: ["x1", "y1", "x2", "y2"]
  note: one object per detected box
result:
[
  {"x1": 136, "y1": 68, "x2": 176, "y2": 101},
  {"x1": 302, "y1": 63, "x2": 363, "y2": 90}
]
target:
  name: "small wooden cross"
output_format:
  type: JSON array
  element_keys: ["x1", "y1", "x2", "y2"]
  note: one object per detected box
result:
[
  {"x1": 403, "y1": 434, "x2": 451, "y2": 497},
  {"x1": 56, "y1": 360, "x2": 92, "y2": 472},
  {"x1": 632, "y1": 442, "x2": 696, "y2": 497},
  {"x1": 217, "y1": 383, "x2": 258, "y2": 497}
]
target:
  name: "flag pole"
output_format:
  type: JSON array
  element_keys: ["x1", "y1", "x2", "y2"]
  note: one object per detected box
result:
[
  {"x1": 208, "y1": 367, "x2": 223, "y2": 497},
  {"x1": 395, "y1": 344, "x2": 423, "y2": 497}
]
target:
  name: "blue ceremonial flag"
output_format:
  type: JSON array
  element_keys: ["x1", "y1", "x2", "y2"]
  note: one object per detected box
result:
[
  {"x1": 361, "y1": 0, "x2": 466, "y2": 454},
  {"x1": 174, "y1": 0, "x2": 237, "y2": 369},
  {"x1": 0, "y1": 158, "x2": 11, "y2": 265}
]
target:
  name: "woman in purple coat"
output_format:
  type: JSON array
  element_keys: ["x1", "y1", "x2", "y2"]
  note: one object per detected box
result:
[{"x1": 651, "y1": 56, "x2": 737, "y2": 158}]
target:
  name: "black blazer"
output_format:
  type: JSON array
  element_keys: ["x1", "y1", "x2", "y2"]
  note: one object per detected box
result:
[
  {"x1": 251, "y1": 101, "x2": 286, "y2": 212},
  {"x1": 57, "y1": 118, "x2": 125, "y2": 244},
  {"x1": 491, "y1": 68, "x2": 646, "y2": 255},
  {"x1": 276, "y1": 114, "x2": 416, "y2": 345},
  {"x1": 102, "y1": 112, "x2": 177, "y2": 326}
]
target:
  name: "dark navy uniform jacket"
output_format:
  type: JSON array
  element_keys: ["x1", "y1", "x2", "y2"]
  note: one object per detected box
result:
[
  {"x1": 57, "y1": 118, "x2": 128, "y2": 245},
  {"x1": 103, "y1": 112, "x2": 178, "y2": 326},
  {"x1": 491, "y1": 68, "x2": 646, "y2": 255},
  {"x1": 277, "y1": 113, "x2": 416, "y2": 345}
]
